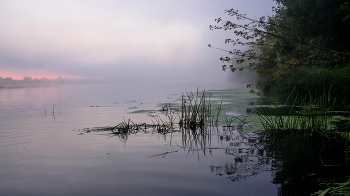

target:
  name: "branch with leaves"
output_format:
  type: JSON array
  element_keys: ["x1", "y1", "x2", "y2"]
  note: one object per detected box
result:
[{"x1": 209, "y1": 8, "x2": 350, "y2": 81}]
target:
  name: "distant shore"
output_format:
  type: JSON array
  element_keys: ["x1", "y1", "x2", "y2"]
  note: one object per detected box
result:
[{"x1": 0, "y1": 76, "x2": 104, "y2": 88}]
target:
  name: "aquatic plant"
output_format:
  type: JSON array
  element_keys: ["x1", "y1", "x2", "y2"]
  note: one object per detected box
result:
[
  {"x1": 257, "y1": 88, "x2": 350, "y2": 137},
  {"x1": 151, "y1": 114, "x2": 174, "y2": 133},
  {"x1": 223, "y1": 114, "x2": 252, "y2": 131},
  {"x1": 179, "y1": 89, "x2": 223, "y2": 130},
  {"x1": 111, "y1": 117, "x2": 147, "y2": 134},
  {"x1": 150, "y1": 104, "x2": 177, "y2": 133},
  {"x1": 314, "y1": 178, "x2": 350, "y2": 196},
  {"x1": 260, "y1": 66, "x2": 350, "y2": 106},
  {"x1": 256, "y1": 86, "x2": 350, "y2": 195}
]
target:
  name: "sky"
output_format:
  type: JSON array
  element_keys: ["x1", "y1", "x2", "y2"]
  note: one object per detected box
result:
[{"x1": 0, "y1": 0, "x2": 276, "y2": 83}]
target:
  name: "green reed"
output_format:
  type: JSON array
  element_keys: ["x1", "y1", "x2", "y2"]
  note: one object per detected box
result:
[
  {"x1": 151, "y1": 105, "x2": 176, "y2": 133},
  {"x1": 179, "y1": 89, "x2": 223, "y2": 130},
  {"x1": 314, "y1": 178, "x2": 350, "y2": 196},
  {"x1": 257, "y1": 88, "x2": 350, "y2": 138},
  {"x1": 224, "y1": 114, "x2": 252, "y2": 131},
  {"x1": 257, "y1": 87, "x2": 350, "y2": 196}
]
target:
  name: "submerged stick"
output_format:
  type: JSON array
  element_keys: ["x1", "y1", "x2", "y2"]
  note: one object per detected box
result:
[{"x1": 147, "y1": 150, "x2": 179, "y2": 158}]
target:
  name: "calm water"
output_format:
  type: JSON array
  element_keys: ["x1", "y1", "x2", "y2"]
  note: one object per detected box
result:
[{"x1": 0, "y1": 82, "x2": 279, "y2": 196}]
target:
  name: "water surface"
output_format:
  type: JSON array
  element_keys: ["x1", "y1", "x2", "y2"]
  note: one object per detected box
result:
[{"x1": 0, "y1": 82, "x2": 279, "y2": 196}]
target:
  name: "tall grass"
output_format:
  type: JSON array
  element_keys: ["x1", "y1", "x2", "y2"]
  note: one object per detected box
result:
[
  {"x1": 257, "y1": 88, "x2": 350, "y2": 195},
  {"x1": 179, "y1": 89, "x2": 223, "y2": 130},
  {"x1": 260, "y1": 66, "x2": 350, "y2": 105},
  {"x1": 257, "y1": 89, "x2": 349, "y2": 136},
  {"x1": 315, "y1": 178, "x2": 350, "y2": 196},
  {"x1": 257, "y1": 87, "x2": 350, "y2": 166}
]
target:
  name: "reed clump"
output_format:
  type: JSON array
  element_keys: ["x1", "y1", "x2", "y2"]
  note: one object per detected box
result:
[{"x1": 179, "y1": 89, "x2": 223, "y2": 130}]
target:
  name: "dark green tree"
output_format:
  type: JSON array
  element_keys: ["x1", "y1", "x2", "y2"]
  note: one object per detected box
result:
[{"x1": 209, "y1": 0, "x2": 350, "y2": 92}]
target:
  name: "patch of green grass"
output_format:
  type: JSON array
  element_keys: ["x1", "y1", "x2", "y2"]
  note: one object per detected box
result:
[{"x1": 260, "y1": 66, "x2": 350, "y2": 105}]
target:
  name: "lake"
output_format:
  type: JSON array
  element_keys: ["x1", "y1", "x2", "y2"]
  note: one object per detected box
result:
[{"x1": 2, "y1": 82, "x2": 344, "y2": 196}]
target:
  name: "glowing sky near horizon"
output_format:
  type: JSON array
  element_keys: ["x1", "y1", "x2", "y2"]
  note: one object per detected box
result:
[{"x1": 0, "y1": 0, "x2": 275, "y2": 82}]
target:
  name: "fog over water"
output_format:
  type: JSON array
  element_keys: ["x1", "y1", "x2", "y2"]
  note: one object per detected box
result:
[
  {"x1": 0, "y1": 0, "x2": 275, "y2": 84},
  {"x1": 2, "y1": 2, "x2": 349, "y2": 195}
]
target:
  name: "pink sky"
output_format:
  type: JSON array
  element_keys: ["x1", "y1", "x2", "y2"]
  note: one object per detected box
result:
[{"x1": 0, "y1": 72, "x2": 85, "y2": 80}]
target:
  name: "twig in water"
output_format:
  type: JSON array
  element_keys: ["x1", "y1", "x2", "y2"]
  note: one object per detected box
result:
[{"x1": 147, "y1": 150, "x2": 179, "y2": 158}]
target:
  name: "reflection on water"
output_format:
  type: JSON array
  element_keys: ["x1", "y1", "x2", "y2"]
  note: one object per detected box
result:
[
  {"x1": 81, "y1": 125, "x2": 276, "y2": 182},
  {"x1": 81, "y1": 119, "x2": 350, "y2": 196},
  {"x1": 258, "y1": 130, "x2": 350, "y2": 195},
  {"x1": 210, "y1": 128, "x2": 275, "y2": 182},
  {"x1": 0, "y1": 83, "x2": 279, "y2": 196},
  {"x1": 2, "y1": 83, "x2": 348, "y2": 195}
]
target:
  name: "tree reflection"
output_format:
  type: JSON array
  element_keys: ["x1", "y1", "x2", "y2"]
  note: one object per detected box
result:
[
  {"x1": 204, "y1": 126, "x2": 350, "y2": 195},
  {"x1": 207, "y1": 127, "x2": 275, "y2": 181},
  {"x1": 259, "y1": 130, "x2": 349, "y2": 195}
]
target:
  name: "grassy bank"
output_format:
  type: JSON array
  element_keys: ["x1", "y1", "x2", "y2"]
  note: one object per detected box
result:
[{"x1": 260, "y1": 66, "x2": 350, "y2": 105}]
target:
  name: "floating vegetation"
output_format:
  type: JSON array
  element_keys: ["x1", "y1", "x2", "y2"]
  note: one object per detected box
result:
[
  {"x1": 151, "y1": 105, "x2": 176, "y2": 134},
  {"x1": 111, "y1": 118, "x2": 143, "y2": 134}
]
